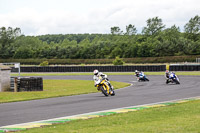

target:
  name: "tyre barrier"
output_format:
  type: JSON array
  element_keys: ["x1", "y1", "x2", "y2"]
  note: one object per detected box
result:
[
  {"x1": 170, "y1": 64, "x2": 200, "y2": 71},
  {"x1": 19, "y1": 77, "x2": 43, "y2": 92},
  {"x1": 10, "y1": 77, "x2": 43, "y2": 92},
  {"x1": 11, "y1": 65, "x2": 166, "y2": 72}
]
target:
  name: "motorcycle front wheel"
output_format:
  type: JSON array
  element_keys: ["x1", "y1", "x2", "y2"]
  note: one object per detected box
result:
[
  {"x1": 175, "y1": 80, "x2": 180, "y2": 84},
  {"x1": 173, "y1": 78, "x2": 180, "y2": 84},
  {"x1": 101, "y1": 86, "x2": 109, "y2": 96}
]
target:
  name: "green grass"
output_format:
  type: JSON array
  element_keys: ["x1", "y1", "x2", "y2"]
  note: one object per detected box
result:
[
  {"x1": 11, "y1": 71, "x2": 200, "y2": 77},
  {"x1": 18, "y1": 100, "x2": 200, "y2": 133},
  {"x1": 0, "y1": 80, "x2": 130, "y2": 103}
]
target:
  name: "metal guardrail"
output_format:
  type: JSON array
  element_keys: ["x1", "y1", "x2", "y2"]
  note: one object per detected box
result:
[{"x1": 10, "y1": 77, "x2": 15, "y2": 91}]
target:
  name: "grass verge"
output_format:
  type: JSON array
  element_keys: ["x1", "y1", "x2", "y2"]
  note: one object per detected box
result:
[
  {"x1": 0, "y1": 80, "x2": 130, "y2": 103},
  {"x1": 18, "y1": 100, "x2": 200, "y2": 133},
  {"x1": 11, "y1": 71, "x2": 200, "y2": 76}
]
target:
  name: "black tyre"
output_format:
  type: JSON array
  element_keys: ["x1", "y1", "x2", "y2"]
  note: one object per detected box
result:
[
  {"x1": 175, "y1": 80, "x2": 180, "y2": 84},
  {"x1": 173, "y1": 79, "x2": 180, "y2": 84},
  {"x1": 111, "y1": 91, "x2": 115, "y2": 96},
  {"x1": 101, "y1": 86, "x2": 109, "y2": 96}
]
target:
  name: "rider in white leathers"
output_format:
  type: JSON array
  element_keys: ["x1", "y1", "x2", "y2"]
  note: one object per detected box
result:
[{"x1": 93, "y1": 69, "x2": 113, "y2": 90}]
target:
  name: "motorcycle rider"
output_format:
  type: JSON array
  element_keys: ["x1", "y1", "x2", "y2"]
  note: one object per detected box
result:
[
  {"x1": 166, "y1": 71, "x2": 180, "y2": 84},
  {"x1": 165, "y1": 70, "x2": 170, "y2": 83},
  {"x1": 135, "y1": 70, "x2": 140, "y2": 77},
  {"x1": 93, "y1": 69, "x2": 113, "y2": 90},
  {"x1": 135, "y1": 70, "x2": 145, "y2": 78},
  {"x1": 135, "y1": 70, "x2": 149, "y2": 81}
]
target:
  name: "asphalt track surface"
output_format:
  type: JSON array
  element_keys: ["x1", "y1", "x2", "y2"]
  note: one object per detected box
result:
[{"x1": 0, "y1": 75, "x2": 200, "y2": 127}]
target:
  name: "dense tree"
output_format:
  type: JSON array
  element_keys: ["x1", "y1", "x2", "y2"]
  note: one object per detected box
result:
[
  {"x1": 1, "y1": 15, "x2": 200, "y2": 60},
  {"x1": 184, "y1": 15, "x2": 200, "y2": 41},
  {"x1": 142, "y1": 17, "x2": 165, "y2": 36},
  {"x1": 14, "y1": 47, "x2": 33, "y2": 59},
  {"x1": 125, "y1": 24, "x2": 137, "y2": 35},
  {"x1": 0, "y1": 27, "x2": 21, "y2": 58},
  {"x1": 111, "y1": 26, "x2": 123, "y2": 35},
  {"x1": 184, "y1": 15, "x2": 200, "y2": 34}
]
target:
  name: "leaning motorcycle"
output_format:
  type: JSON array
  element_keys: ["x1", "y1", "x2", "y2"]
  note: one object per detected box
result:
[
  {"x1": 136, "y1": 73, "x2": 149, "y2": 82},
  {"x1": 95, "y1": 77, "x2": 115, "y2": 96},
  {"x1": 166, "y1": 73, "x2": 180, "y2": 84}
]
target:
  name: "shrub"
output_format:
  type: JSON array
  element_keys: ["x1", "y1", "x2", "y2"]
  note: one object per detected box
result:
[
  {"x1": 39, "y1": 61, "x2": 49, "y2": 66},
  {"x1": 113, "y1": 57, "x2": 124, "y2": 65}
]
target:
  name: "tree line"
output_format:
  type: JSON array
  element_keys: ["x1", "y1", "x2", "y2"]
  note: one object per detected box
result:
[{"x1": 0, "y1": 15, "x2": 200, "y2": 59}]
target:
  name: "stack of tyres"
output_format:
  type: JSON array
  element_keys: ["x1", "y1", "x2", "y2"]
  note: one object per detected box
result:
[{"x1": 18, "y1": 77, "x2": 43, "y2": 92}]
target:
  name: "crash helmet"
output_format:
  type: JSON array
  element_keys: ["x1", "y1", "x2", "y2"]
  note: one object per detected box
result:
[
  {"x1": 165, "y1": 70, "x2": 170, "y2": 75},
  {"x1": 93, "y1": 69, "x2": 99, "y2": 75},
  {"x1": 135, "y1": 70, "x2": 139, "y2": 73}
]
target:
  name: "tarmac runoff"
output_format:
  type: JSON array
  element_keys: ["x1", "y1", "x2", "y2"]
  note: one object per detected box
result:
[{"x1": 0, "y1": 96, "x2": 200, "y2": 133}]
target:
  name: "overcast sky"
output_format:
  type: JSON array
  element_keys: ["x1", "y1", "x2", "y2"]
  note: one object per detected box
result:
[{"x1": 0, "y1": 0, "x2": 200, "y2": 35}]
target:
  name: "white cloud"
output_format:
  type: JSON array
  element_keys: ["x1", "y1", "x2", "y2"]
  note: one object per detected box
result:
[{"x1": 0, "y1": 0, "x2": 200, "y2": 35}]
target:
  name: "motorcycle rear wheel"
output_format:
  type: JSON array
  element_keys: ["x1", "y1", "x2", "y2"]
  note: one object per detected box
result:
[{"x1": 111, "y1": 91, "x2": 115, "y2": 96}]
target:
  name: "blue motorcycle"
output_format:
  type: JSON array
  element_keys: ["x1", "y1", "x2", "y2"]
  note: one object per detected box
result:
[
  {"x1": 136, "y1": 72, "x2": 149, "y2": 82},
  {"x1": 166, "y1": 72, "x2": 180, "y2": 84}
]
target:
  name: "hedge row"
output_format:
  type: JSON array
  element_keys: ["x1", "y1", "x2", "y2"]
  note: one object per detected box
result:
[
  {"x1": 0, "y1": 58, "x2": 113, "y2": 65},
  {"x1": 1, "y1": 55, "x2": 200, "y2": 65},
  {"x1": 123, "y1": 55, "x2": 200, "y2": 64}
]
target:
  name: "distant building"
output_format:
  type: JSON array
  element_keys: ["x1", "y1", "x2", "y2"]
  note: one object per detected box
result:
[{"x1": 0, "y1": 64, "x2": 11, "y2": 92}]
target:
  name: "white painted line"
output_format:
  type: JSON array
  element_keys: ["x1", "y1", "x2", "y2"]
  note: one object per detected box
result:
[
  {"x1": 130, "y1": 81, "x2": 137, "y2": 83},
  {"x1": 114, "y1": 83, "x2": 133, "y2": 90}
]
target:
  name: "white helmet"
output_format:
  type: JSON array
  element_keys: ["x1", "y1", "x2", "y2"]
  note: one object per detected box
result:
[{"x1": 93, "y1": 69, "x2": 99, "y2": 75}]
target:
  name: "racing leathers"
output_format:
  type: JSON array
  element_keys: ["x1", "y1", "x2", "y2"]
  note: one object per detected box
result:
[{"x1": 93, "y1": 72, "x2": 113, "y2": 90}]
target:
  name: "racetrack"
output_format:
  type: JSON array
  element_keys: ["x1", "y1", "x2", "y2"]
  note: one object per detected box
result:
[{"x1": 0, "y1": 75, "x2": 200, "y2": 127}]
